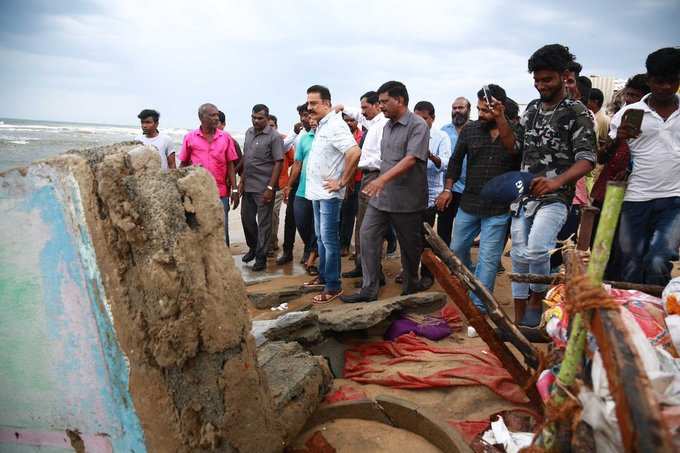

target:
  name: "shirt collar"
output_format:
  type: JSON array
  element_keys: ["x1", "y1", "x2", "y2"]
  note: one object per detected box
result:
[
  {"x1": 393, "y1": 110, "x2": 410, "y2": 126},
  {"x1": 319, "y1": 110, "x2": 336, "y2": 126},
  {"x1": 366, "y1": 112, "x2": 386, "y2": 126},
  {"x1": 638, "y1": 93, "x2": 680, "y2": 113},
  {"x1": 196, "y1": 127, "x2": 224, "y2": 138}
]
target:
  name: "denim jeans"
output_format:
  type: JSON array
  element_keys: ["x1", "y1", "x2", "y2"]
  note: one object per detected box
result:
[
  {"x1": 618, "y1": 197, "x2": 680, "y2": 286},
  {"x1": 313, "y1": 198, "x2": 343, "y2": 292},
  {"x1": 510, "y1": 202, "x2": 568, "y2": 299},
  {"x1": 220, "y1": 196, "x2": 230, "y2": 245},
  {"x1": 294, "y1": 196, "x2": 317, "y2": 257},
  {"x1": 452, "y1": 208, "x2": 510, "y2": 310}
]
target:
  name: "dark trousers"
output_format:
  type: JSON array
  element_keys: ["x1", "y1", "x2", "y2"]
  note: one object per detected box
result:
[
  {"x1": 294, "y1": 195, "x2": 317, "y2": 258},
  {"x1": 221, "y1": 196, "x2": 230, "y2": 246},
  {"x1": 360, "y1": 205, "x2": 424, "y2": 297},
  {"x1": 618, "y1": 197, "x2": 680, "y2": 286},
  {"x1": 422, "y1": 207, "x2": 438, "y2": 279},
  {"x1": 281, "y1": 182, "x2": 298, "y2": 254},
  {"x1": 436, "y1": 191, "x2": 461, "y2": 248},
  {"x1": 241, "y1": 191, "x2": 275, "y2": 261},
  {"x1": 340, "y1": 181, "x2": 361, "y2": 249},
  {"x1": 353, "y1": 171, "x2": 396, "y2": 270}
]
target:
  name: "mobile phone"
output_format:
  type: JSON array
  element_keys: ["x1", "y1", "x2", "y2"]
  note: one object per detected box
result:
[
  {"x1": 622, "y1": 108, "x2": 644, "y2": 135},
  {"x1": 482, "y1": 85, "x2": 493, "y2": 106}
]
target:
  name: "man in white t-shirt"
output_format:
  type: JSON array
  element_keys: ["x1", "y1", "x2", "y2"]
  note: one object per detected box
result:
[
  {"x1": 610, "y1": 47, "x2": 680, "y2": 286},
  {"x1": 305, "y1": 85, "x2": 361, "y2": 304},
  {"x1": 136, "y1": 109, "x2": 176, "y2": 171}
]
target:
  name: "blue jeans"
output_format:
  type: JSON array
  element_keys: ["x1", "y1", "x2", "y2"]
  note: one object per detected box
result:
[
  {"x1": 313, "y1": 198, "x2": 342, "y2": 292},
  {"x1": 511, "y1": 202, "x2": 568, "y2": 299},
  {"x1": 452, "y1": 208, "x2": 510, "y2": 310},
  {"x1": 618, "y1": 197, "x2": 680, "y2": 286}
]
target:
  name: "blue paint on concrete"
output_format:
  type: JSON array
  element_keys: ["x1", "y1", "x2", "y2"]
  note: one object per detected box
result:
[{"x1": 3, "y1": 169, "x2": 147, "y2": 452}]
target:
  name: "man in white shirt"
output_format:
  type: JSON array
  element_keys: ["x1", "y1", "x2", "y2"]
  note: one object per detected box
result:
[
  {"x1": 136, "y1": 109, "x2": 175, "y2": 171},
  {"x1": 337, "y1": 91, "x2": 395, "y2": 280},
  {"x1": 611, "y1": 47, "x2": 680, "y2": 286},
  {"x1": 305, "y1": 85, "x2": 361, "y2": 303}
]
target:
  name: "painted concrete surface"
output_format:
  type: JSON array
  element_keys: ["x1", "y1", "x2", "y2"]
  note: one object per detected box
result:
[{"x1": 0, "y1": 165, "x2": 146, "y2": 452}]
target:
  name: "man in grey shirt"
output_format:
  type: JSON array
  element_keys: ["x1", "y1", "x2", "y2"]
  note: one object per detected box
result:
[
  {"x1": 239, "y1": 104, "x2": 284, "y2": 271},
  {"x1": 341, "y1": 81, "x2": 430, "y2": 303}
]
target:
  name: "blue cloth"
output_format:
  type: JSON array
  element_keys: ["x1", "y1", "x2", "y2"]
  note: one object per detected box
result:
[
  {"x1": 452, "y1": 208, "x2": 510, "y2": 310},
  {"x1": 510, "y1": 203, "x2": 568, "y2": 298},
  {"x1": 312, "y1": 198, "x2": 343, "y2": 292},
  {"x1": 295, "y1": 130, "x2": 315, "y2": 199},
  {"x1": 441, "y1": 123, "x2": 466, "y2": 194},
  {"x1": 618, "y1": 196, "x2": 680, "y2": 286},
  {"x1": 426, "y1": 129, "x2": 452, "y2": 207}
]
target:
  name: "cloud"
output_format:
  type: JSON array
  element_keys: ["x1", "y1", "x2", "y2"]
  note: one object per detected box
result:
[{"x1": 0, "y1": 0, "x2": 677, "y2": 131}]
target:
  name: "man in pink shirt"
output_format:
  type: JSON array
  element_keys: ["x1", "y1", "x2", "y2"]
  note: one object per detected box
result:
[{"x1": 179, "y1": 103, "x2": 239, "y2": 245}]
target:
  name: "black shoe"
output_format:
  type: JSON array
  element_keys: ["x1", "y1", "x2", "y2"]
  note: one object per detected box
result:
[
  {"x1": 342, "y1": 268, "x2": 362, "y2": 278},
  {"x1": 242, "y1": 250, "x2": 256, "y2": 263},
  {"x1": 340, "y1": 292, "x2": 377, "y2": 303},
  {"x1": 276, "y1": 252, "x2": 293, "y2": 265},
  {"x1": 353, "y1": 275, "x2": 385, "y2": 288},
  {"x1": 252, "y1": 260, "x2": 267, "y2": 272},
  {"x1": 420, "y1": 277, "x2": 434, "y2": 290}
]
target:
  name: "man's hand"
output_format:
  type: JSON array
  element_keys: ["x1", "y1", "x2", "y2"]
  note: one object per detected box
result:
[
  {"x1": 323, "y1": 178, "x2": 344, "y2": 193},
  {"x1": 230, "y1": 191, "x2": 240, "y2": 209},
  {"x1": 282, "y1": 186, "x2": 291, "y2": 203},
  {"x1": 333, "y1": 104, "x2": 345, "y2": 113},
  {"x1": 435, "y1": 191, "x2": 452, "y2": 211},
  {"x1": 293, "y1": 122, "x2": 303, "y2": 135},
  {"x1": 616, "y1": 123, "x2": 641, "y2": 141},
  {"x1": 262, "y1": 188, "x2": 274, "y2": 204},
  {"x1": 361, "y1": 177, "x2": 385, "y2": 198},
  {"x1": 489, "y1": 98, "x2": 505, "y2": 119},
  {"x1": 530, "y1": 177, "x2": 561, "y2": 197}
]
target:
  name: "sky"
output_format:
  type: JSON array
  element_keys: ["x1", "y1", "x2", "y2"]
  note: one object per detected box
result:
[{"x1": 0, "y1": 0, "x2": 678, "y2": 132}]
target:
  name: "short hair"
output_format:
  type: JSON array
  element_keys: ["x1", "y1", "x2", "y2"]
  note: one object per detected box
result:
[
  {"x1": 218, "y1": 110, "x2": 226, "y2": 124},
  {"x1": 296, "y1": 103, "x2": 308, "y2": 114},
  {"x1": 576, "y1": 76, "x2": 592, "y2": 103},
  {"x1": 198, "y1": 103, "x2": 217, "y2": 118},
  {"x1": 454, "y1": 97, "x2": 471, "y2": 111},
  {"x1": 590, "y1": 88, "x2": 604, "y2": 108},
  {"x1": 413, "y1": 100, "x2": 435, "y2": 117},
  {"x1": 377, "y1": 81, "x2": 409, "y2": 105},
  {"x1": 626, "y1": 73, "x2": 651, "y2": 94},
  {"x1": 268, "y1": 114, "x2": 278, "y2": 126},
  {"x1": 307, "y1": 85, "x2": 332, "y2": 102},
  {"x1": 476, "y1": 84, "x2": 508, "y2": 105},
  {"x1": 505, "y1": 98, "x2": 520, "y2": 120},
  {"x1": 567, "y1": 61, "x2": 583, "y2": 76},
  {"x1": 646, "y1": 47, "x2": 680, "y2": 78},
  {"x1": 342, "y1": 112, "x2": 353, "y2": 121},
  {"x1": 528, "y1": 44, "x2": 576, "y2": 74},
  {"x1": 252, "y1": 104, "x2": 269, "y2": 116},
  {"x1": 360, "y1": 91, "x2": 379, "y2": 104},
  {"x1": 138, "y1": 109, "x2": 159, "y2": 122}
]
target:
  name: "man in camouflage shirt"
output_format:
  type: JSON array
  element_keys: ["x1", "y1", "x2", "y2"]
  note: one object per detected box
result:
[{"x1": 510, "y1": 44, "x2": 596, "y2": 327}]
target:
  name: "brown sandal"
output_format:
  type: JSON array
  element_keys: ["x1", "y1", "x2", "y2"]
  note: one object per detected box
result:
[
  {"x1": 303, "y1": 276, "x2": 324, "y2": 289},
  {"x1": 312, "y1": 290, "x2": 343, "y2": 305}
]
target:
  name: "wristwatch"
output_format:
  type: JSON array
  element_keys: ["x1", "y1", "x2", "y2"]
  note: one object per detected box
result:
[
  {"x1": 266, "y1": 185, "x2": 274, "y2": 191},
  {"x1": 231, "y1": 189, "x2": 238, "y2": 193}
]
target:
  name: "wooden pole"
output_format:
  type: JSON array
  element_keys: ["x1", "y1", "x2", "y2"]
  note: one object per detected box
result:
[{"x1": 507, "y1": 273, "x2": 664, "y2": 296}]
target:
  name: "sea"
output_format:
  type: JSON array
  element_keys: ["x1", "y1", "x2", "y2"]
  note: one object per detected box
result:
[{"x1": 0, "y1": 118, "x2": 244, "y2": 173}]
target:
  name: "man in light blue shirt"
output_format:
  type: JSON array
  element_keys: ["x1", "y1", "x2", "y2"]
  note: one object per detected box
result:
[
  {"x1": 414, "y1": 101, "x2": 451, "y2": 288},
  {"x1": 439, "y1": 97, "x2": 471, "y2": 247},
  {"x1": 305, "y1": 84, "x2": 362, "y2": 304}
]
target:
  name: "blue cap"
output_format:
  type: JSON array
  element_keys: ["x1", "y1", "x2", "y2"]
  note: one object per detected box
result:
[{"x1": 480, "y1": 171, "x2": 534, "y2": 204}]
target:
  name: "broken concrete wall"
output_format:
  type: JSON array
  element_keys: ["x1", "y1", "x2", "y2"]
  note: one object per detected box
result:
[{"x1": 1, "y1": 144, "x2": 293, "y2": 452}]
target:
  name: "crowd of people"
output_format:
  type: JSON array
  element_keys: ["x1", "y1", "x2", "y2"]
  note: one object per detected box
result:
[{"x1": 135, "y1": 43, "x2": 680, "y2": 328}]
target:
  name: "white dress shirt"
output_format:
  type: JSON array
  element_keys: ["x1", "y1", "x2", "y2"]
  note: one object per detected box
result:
[{"x1": 343, "y1": 107, "x2": 388, "y2": 171}]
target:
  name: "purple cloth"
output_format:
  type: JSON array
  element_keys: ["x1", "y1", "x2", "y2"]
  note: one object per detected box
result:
[{"x1": 385, "y1": 316, "x2": 452, "y2": 341}]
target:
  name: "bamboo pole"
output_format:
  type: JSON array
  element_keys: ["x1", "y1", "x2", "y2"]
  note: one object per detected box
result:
[{"x1": 541, "y1": 182, "x2": 625, "y2": 450}]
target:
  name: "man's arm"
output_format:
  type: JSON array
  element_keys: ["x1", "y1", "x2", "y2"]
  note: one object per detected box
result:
[
  {"x1": 490, "y1": 100, "x2": 517, "y2": 153},
  {"x1": 263, "y1": 135, "x2": 285, "y2": 203},
  {"x1": 435, "y1": 131, "x2": 467, "y2": 210},
  {"x1": 178, "y1": 135, "x2": 191, "y2": 168},
  {"x1": 285, "y1": 160, "x2": 303, "y2": 202},
  {"x1": 167, "y1": 153, "x2": 176, "y2": 169},
  {"x1": 323, "y1": 145, "x2": 361, "y2": 192}
]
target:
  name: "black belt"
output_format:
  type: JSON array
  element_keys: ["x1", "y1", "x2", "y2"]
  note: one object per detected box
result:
[{"x1": 362, "y1": 169, "x2": 380, "y2": 175}]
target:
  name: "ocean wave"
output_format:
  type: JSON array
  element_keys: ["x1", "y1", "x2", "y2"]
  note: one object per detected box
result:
[
  {"x1": 8, "y1": 140, "x2": 29, "y2": 145},
  {"x1": 0, "y1": 123, "x2": 140, "y2": 136}
]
